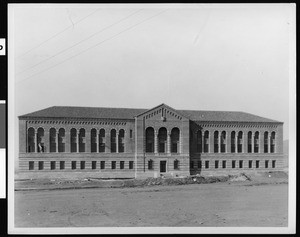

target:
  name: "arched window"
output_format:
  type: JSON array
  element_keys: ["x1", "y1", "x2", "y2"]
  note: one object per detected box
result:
[
  {"x1": 231, "y1": 131, "x2": 236, "y2": 153},
  {"x1": 49, "y1": 128, "x2": 56, "y2": 153},
  {"x1": 91, "y1": 128, "x2": 97, "y2": 153},
  {"x1": 119, "y1": 129, "x2": 125, "y2": 153},
  {"x1": 146, "y1": 127, "x2": 154, "y2": 153},
  {"x1": 58, "y1": 128, "x2": 65, "y2": 152},
  {"x1": 204, "y1": 131, "x2": 209, "y2": 153},
  {"x1": 111, "y1": 129, "x2": 116, "y2": 153},
  {"x1": 221, "y1": 131, "x2": 226, "y2": 153},
  {"x1": 70, "y1": 128, "x2": 77, "y2": 153},
  {"x1": 214, "y1": 131, "x2": 219, "y2": 153},
  {"x1": 79, "y1": 128, "x2": 85, "y2": 152},
  {"x1": 99, "y1": 129, "x2": 105, "y2": 152},
  {"x1": 238, "y1": 131, "x2": 243, "y2": 153},
  {"x1": 196, "y1": 130, "x2": 202, "y2": 153},
  {"x1": 248, "y1": 131, "x2": 252, "y2": 153},
  {"x1": 27, "y1": 128, "x2": 35, "y2": 153},
  {"x1": 171, "y1": 128, "x2": 180, "y2": 153},
  {"x1": 37, "y1": 128, "x2": 44, "y2": 152},
  {"x1": 271, "y1": 132, "x2": 275, "y2": 153},
  {"x1": 254, "y1": 132, "x2": 259, "y2": 153},
  {"x1": 264, "y1": 131, "x2": 269, "y2": 153},
  {"x1": 158, "y1": 127, "x2": 167, "y2": 153}
]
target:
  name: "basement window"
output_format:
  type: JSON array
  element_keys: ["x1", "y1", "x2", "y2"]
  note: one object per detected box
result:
[
  {"x1": 272, "y1": 160, "x2": 276, "y2": 168},
  {"x1": 265, "y1": 160, "x2": 269, "y2": 168},
  {"x1": 38, "y1": 161, "x2": 44, "y2": 170},
  {"x1": 249, "y1": 160, "x2": 252, "y2": 169},
  {"x1": 222, "y1": 160, "x2": 226, "y2": 169},
  {"x1": 72, "y1": 161, "x2": 76, "y2": 170},
  {"x1": 198, "y1": 160, "x2": 202, "y2": 169},
  {"x1": 120, "y1": 161, "x2": 124, "y2": 169},
  {"x1": 80, "y1": 161, "x2": 85, "y2": 169},
  {"x1": 205, "y1": 160, "x2": 209, "y2": 169},
  {"x1": 215, "y1": 160, "x2": 219, "y2": 169},
  {"x1": 256, "y1": 160, "x2": 260, "y2": 168},
  {"x1": 129, "y1": 161, "x2": 134, "y2": 169},
  {"x1": 232, "y1": 160, "x2": 236, "y2": 169},
  {"x1": 239, "y1": 160, "x2": 243, "y2": 168},
  {"x1": 29, "y1": 161, "x2": 34, "y2": 170},
  {"x1": 51, "y1": 161, "x2": 56, "y2": 170},
  {"x1": 92, "y1": 161, "x2": 97, "y2": 169},
  {"x1": 100, "y1": 161, "x2": 105, "y2": 169},
  {"x1": 111, "y1": 161, "x2": 116, "y2": 170},
  {"x1": 60, "y1": 161, "x2": 65, "y2": 170}
]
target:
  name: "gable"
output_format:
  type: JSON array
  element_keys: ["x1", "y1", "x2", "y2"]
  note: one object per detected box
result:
[{"x1": 136, "y1": 103, "x2": 188, "y2": 122}]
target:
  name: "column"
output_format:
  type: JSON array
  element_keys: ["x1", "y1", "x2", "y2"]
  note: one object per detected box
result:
[
  {"x1": 218, "y1": 134, "x2": 221, "y2": 153},
  {"x1": 179, "y1": 130, "x2": 182, "y2": 154},
  {"x1": 235, "y1": 134, "x2": 238, "y2": 153},
  {"x1": 268, "y1": 135, "x2": 271, "y2": 153},
  {"x1": 201, "y1": 133, "x2": 204, "y2": 153},
  {"x1": 154, "y1": 130, "x2": 158, "y2": 154},
  {"x1": 34, "y1": 131, "x2": 38, "y2": 153},
  {"x1": 96, "y1": 129, "x2": 99, "y2": 153},
  {"x1": 167, "y1": 131, "x2": 171, "y2": 154},
  {"x1": 105, "y1": 130, "x2": 110, "y2": 153},
  {"x1": 116, "y1": 131, "x2": 119, "y2": 153},
  {"x1": 44, "y1": 129, "x2": 49, "y2": 153},
  {"x1": 65, "y1": 130, "x2": 71, "y2": 153},
  {"x1": 76, "y1": 130, "x2": 79, "y2": 153},
  {"x1": 55, "y1": 132, "x2": 59, "y2": 153},
  {"x1": 251, "y1": 134, "x2": 254, "y2": 153},
  {"x1": 85, "y1": 129, "x2": 91, "y2": 153}
]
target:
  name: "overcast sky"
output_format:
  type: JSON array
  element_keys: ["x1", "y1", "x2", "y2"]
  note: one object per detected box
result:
[{"x1": 10, "y1": 4, "x2": 294, "y2": 140}]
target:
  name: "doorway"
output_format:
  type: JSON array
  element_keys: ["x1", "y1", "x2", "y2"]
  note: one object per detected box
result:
[{"x1": 160, "y1": 160, "x2": 167, "y2": 173}]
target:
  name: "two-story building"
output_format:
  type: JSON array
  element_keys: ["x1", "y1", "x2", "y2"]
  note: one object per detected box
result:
[{"x1": 18, "y1": 103, "x2": 284, "y2": 178}]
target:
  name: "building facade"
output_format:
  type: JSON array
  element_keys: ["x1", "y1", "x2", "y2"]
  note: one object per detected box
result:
[{"x1": 18, "y1": 104, "x2": 284, "y2": 178}]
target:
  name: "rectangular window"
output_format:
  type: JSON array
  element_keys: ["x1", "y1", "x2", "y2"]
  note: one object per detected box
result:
[
  {"x1": 190, "y1": 161, "x2": 194, "y2": 169},
  {"x1": 239, "y1": 160, "x2": 243, "y2": 168},
  {"x1": 272, "y1": 160, "x2": 276, "y2": 168},
  {"x1": 120, "y1": 161, "x2": 124, "y2": 169},
  {"x1": 174, "y1": 160, "x2": 179, "y2": 170},
  {"x1": 205, "y1": 160, "x2": 209, "y2": 169},
  {"x1": 38, "y1": 161, "x2": 44, "y2": 170},
  {"x1": 72, "y1": 161, "x2": 76, "y2": 170},
  {"x1": 100, "y1": 161, "x2": 105, "y2": 169},
  {"x1": 249, "y1": 160, "x2": 252, "y2": 169},
  {"x1": 232, "y1": 160, "x2": 236, "y2": 168},
  {"x1": 256, "y1": 160, "x2": 260, "y2": 168},
  {"x1": 51, "y1": 161, "x2": 56, "y2": 170},
  {"x1": 129, "y1": 161, "x2": 134, "y2": 169},
  {"x1": 92, "y1": 161, "x2": 97, "y2": 169},
  {"x1": 215, "y1": 160, "x2": 219, "y2": 169},
  {"x1": 265, "y1": 160, "x2": 269, "y2": 168},
  {"x1": 198, "y1": 160, "x2": 202, "y2": 169},
  {"x1": 29, "y1": 161, "x2": 34, "y2": 170},
  {"x1": 80, "y1": 161, "x2": 85, "y2": 169},
  {"x1": 222, "y1": 160, "x2": 226, "y2": 169},
  {"x1": 130, "y1": 129, "x2": 133, "y2": 138},
  {"x1": 148, "y1": 160, "x2": 153, "y2": 170},
  {"x1": 111, "y1": 161, "x2": 116, "y2": 169},
  {"x1": 60, "y1": 161, "x2": 65, "y2": 170}
]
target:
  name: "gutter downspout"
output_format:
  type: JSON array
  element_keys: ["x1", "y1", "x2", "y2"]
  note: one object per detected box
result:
[{"x1": 134, "y1": 116, "x2": 137, "y2": 179}]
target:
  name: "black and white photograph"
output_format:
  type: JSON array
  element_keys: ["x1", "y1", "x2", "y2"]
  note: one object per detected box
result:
[{"x1": 7, "y1": 3, "x2": 296, "y2": 235}]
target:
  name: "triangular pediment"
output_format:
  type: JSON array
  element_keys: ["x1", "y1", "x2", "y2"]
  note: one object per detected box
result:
[{"x1": 135, "y1": 103, "x2": 188, "y2": 121}]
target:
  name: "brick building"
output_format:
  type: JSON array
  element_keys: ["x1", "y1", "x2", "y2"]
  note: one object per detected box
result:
[{"x1": 18, "y1": 103, "x2": 284, "y2": 178}]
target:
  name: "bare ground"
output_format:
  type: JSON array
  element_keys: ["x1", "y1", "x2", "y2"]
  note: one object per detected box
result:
[{"x1": 14, "y1": 172, "x2": 288, "y2": 227}]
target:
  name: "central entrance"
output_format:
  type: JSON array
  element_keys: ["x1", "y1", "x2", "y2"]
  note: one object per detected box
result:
[{"x1": 160, "y1": 160, "x2": 167, "y2": 173}]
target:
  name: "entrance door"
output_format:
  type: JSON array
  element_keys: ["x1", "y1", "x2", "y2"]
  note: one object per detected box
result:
[{"x1": 160, "y1": 161, "x2": 167, "y2": 173}]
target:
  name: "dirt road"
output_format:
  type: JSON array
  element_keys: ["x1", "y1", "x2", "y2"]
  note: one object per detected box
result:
[{"x1": 15, "y1": 182, "x2": 288, "y2": 227}]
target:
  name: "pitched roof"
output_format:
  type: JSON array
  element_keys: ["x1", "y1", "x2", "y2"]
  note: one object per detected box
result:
[{"x1": 19, "y1": 105, "x2": 282, "y2": 123}]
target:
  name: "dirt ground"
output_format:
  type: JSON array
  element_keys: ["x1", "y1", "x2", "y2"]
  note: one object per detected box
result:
[{"x1": 14, "y1": 173, "x2": 288, "y2": 227}]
